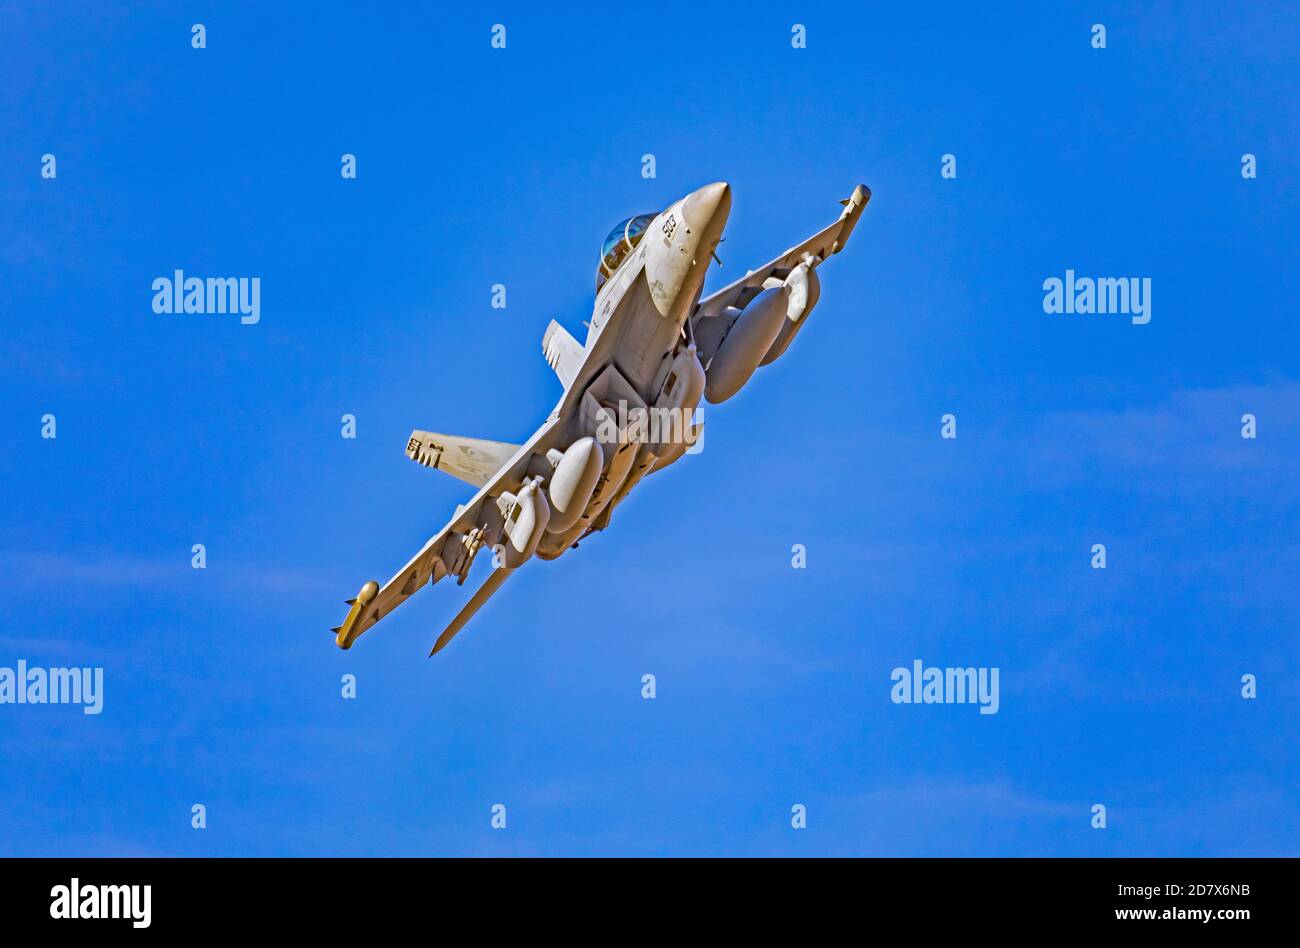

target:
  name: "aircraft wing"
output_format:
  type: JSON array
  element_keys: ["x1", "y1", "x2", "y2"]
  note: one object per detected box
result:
[
  {"x1": 688, "y1": 184, "x2": 870, "y2": 364},
  {"x1": 334, "y1": 416, "x2": 564, "y2": 650}
]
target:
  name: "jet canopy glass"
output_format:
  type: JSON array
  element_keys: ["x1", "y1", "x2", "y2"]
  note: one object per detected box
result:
[{"x1": 597, "y1": 213, "x2": 657, "y2": 292}]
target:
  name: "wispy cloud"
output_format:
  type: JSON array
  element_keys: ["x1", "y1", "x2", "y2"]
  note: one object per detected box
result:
[
  {"x1": 0, "y1": 550, "x2": 328, "y2": 597},
  {"x1": 1021, "y1": 379, "x2": 1300, "y2": 492}
]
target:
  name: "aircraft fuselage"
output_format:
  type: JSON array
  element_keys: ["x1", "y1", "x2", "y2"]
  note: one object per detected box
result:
[{"x1": 533, "y1": 183, "x2": 731, "y2": 559}]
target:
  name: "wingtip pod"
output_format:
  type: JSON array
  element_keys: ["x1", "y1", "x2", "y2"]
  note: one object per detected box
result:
[
  {"x1": 840, "y1": 184, "x2": 871, "y2": 208},
  {"x1": 335, "y1": 580, "x2": 380, "y2": 650},
  {"x1": 832, "y1": 184, "x2": 871, "y2": 254}
]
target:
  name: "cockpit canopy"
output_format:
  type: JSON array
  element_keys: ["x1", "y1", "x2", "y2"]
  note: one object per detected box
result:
[{"x1": 597, "y1": 212, "x2": 657, "y2": 293}]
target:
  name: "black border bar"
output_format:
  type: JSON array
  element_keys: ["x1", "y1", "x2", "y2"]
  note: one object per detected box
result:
[{"x1": 0, "y1": 857, "x2": 1288, "y2": 934}]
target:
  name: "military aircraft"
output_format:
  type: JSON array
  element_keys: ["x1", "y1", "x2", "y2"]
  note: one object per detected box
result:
[{"x1": 334, "y1": 181, "x2": 871, "y2": 656}]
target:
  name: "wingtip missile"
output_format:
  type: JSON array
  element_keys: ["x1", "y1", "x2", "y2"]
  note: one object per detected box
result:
[
  {"x1": 830, "y1": 184, "x2": 871, "y2": 254},
  {"x1": 335, "y1": 580, "x2": 380, "y2": 650}
]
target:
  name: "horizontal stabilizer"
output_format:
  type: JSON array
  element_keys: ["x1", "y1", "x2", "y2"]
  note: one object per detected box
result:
[
  {"x1": 406, "y1": 430, "x2": 520, "y2": 488},
  {"x1": 542, "y1": 319, "x2": 585, "y2": 389}
]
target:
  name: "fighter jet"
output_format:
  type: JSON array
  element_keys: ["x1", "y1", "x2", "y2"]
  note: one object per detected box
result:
[{"x1": 334, "y1": 181, "x2": 872, "y2": 655}]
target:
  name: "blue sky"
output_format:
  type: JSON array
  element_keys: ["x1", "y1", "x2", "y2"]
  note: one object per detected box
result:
[{"x1": 2, "y1": 1, "x2": 1297, "y2": 856}]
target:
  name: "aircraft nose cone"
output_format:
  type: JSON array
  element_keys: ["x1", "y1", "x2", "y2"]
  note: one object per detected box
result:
[{"x1": 682, "y1": 181, "x2": 731, "y2": 231}]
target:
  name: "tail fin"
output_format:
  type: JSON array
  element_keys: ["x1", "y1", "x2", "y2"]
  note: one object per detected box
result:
[
  {"x1": 542, "y1": 319, "x2": 585, "y2": 389},
  {"x1": 406, "y1": 431, "x2": 520, "y2": 488}
]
